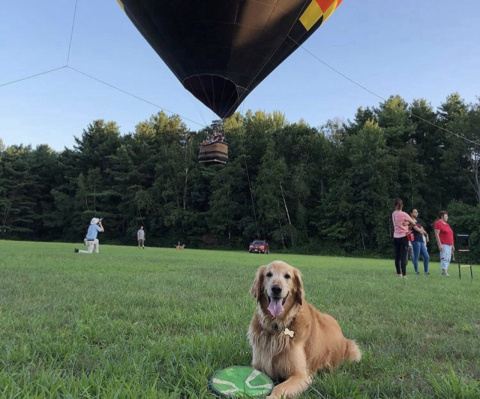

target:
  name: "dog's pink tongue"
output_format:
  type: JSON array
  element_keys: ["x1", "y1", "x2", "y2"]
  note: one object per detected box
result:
[{"x1": 268, "y1": 299, "x2": 284, "y2": 318}]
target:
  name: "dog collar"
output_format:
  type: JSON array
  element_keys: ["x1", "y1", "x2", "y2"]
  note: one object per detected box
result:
[{"x1": 269, "y1": 316, "x2": 296, "y2": 335}]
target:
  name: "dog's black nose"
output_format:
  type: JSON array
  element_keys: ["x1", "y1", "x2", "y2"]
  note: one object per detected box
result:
[{"x1": 271, "y1": 285, "x2": 282, "y2": 296}]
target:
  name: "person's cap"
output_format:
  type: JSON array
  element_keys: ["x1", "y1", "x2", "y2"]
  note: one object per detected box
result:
[{"x1": 90, "y1": 218, "x2": 100, "y2": 225}]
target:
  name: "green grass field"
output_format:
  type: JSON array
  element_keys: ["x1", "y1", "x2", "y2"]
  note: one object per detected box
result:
[{"x1": 0, "y1": 241, "x2": 479, "y2": 398}]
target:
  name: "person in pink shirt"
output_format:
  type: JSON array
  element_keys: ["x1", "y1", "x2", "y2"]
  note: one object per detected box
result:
[
  {"x1": 434, "y1": 211, "x2": 455, "y2": 276},
  {"x1": 392, "y1": 198, "x2": 416, "y2": 277}
]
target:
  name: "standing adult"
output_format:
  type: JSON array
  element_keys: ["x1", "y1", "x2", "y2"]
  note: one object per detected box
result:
[
  {"x1": 410, "y1": 209, "x2": 430, "y2": 275},
  {"x1": 137, "y1": 226, "x2": 146, "y2": 249},
  {"x1": 392, "y1": 198, "x2": 417, "y2": 277},
  {"x1": 434, "y1": 211, "x2": 454, "y2": 276},
  {"x1": 75, "y1": 218, "x2": 104, "y2": 254}
]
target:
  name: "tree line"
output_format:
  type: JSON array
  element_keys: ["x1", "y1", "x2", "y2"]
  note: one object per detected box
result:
[{"x1": 1, "y1": 93, "x2": 479, "y2": 260}]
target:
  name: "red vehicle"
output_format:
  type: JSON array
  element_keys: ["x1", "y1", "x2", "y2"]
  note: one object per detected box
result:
[{"x1": 249, "y1": 240, "x2": 270, "y2": 254}]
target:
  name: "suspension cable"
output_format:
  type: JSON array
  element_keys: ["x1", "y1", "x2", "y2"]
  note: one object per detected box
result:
[{"x1": 291, "y1": 37, "x2": 480, "y2": 147}]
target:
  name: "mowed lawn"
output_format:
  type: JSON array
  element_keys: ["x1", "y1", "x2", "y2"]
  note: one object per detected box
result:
[{"x1": 0, "y1": 241, "x2": 479, "y2": 399}]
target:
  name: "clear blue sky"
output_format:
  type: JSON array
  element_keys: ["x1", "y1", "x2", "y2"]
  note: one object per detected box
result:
[{"x1": 1, "y1": 0, "x2": 479, "y2": 151}]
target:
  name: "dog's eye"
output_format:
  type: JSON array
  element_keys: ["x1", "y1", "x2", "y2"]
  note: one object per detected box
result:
[
  {"x1": 266, "y1": 272, "x2": 272, "y2": 278},
  {"x1": 284, "y1": 274, "x2": 291, "y2": 279}
]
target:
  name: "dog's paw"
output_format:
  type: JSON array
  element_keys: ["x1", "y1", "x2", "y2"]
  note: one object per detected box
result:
[{"x1": 267, "y1": 386, "x2": 286, "y2": 399}]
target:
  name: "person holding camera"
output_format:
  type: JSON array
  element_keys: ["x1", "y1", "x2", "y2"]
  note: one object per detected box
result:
[
  {"x1": 410, "y1": 209, "x2": 430, "y2": 275},
  {"x1": 75, "y1": 218, "x2": 104, "y2": 254}
]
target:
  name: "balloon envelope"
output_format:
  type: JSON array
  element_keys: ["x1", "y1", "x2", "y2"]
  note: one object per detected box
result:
[{"x1": 117, "y1": 0, "x2": 343, "y2": 118}]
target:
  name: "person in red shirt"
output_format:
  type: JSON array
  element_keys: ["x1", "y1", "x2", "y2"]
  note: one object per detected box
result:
[{"x1": 434, "y1": 211, "x2": 455, "y2": 276}]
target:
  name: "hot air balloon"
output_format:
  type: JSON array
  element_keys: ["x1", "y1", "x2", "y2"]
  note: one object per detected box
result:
[{"x1": 116, "y1": 0, "x2": 343, "y2": 119}]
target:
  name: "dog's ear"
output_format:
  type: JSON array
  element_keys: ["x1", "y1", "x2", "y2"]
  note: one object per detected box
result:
[
  {"x1": 293, "y1": 268, "x2": 305, "y2": 306},
  {"x1": 250, "y1": 265, "x2": 266, "y2": 301}
]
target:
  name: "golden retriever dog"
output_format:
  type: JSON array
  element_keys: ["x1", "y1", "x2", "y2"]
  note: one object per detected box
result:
[
  {"x1": 248, "y1": 261, "x2": 361, "y2": 399},
  {"x1": 174, "y1": 241, "x2": 185, "y2": 250}
]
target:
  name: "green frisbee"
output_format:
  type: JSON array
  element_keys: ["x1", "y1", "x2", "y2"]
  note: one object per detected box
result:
[{"x1": 209, "y1": 366, "x2": 274, "y2": 397}]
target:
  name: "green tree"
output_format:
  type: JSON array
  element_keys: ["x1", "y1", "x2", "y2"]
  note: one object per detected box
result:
[
  {"x1": 255, "y1": 142, "x2": 293, "y2": 248},
  {"x1": 464, "y1": 100, "x2": 480, "y2": 205},
  {"x1": 317, "y1": 120, "x2": 397, "y2": 253},
  {"x1": 0, "y1": 145, "x2": 37, "y2": 234},
  {"x1": 376, "y1": 96, "x2": 423, "y2": 210},
  {"x1": 206, "y1": 159, "x2": 248, "y2": 245},
  {"x1": 436, "y1": 94, "x2": 472, "y2": 207},
  {"x1": 29, "y1": 145, "x2": 62, "y2": 239},
  {"x1": 408, "y1": 99, "x2": 444, "y2": 221}
]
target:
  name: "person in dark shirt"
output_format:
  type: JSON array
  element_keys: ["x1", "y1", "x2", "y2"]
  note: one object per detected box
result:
[{"x1": 410, "y1": 209, "x2": 430, "y2": 275}]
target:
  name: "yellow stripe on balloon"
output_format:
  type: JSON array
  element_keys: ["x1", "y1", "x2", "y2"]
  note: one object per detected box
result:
[
  {"x1": 117, "y1": 0, "x2": 125, "y2": 12},
  {"x1": 299, "y1": 0, "x2": 340, "y2": 32},
  {"x1": 299, "y1": 0, "x2": 323, "y2": 31}
]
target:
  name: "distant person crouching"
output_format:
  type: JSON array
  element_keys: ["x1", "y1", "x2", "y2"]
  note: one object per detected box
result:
[{"x1": 75, "y1": 218, "x2": 104, "y2": 254}]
